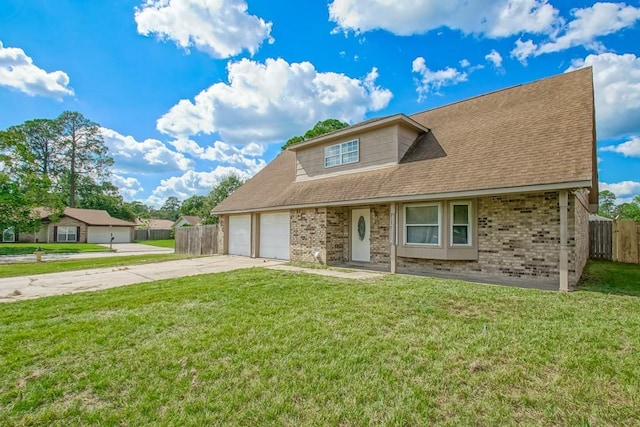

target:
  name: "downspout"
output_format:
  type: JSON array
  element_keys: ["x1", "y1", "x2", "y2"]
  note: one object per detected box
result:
[
  {"x1": 559, "y1": 190, "x2": 569, "y2": 291},
  {"x1": 390, "y1": 203, "x2": 397, "y2": 273}
]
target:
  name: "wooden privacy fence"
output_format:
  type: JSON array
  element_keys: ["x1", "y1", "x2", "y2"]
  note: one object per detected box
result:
[
  {"x1": 613, "y1": 220, "x2": 640, "y2": 265},
  {"x1": 590, "y1": 219, "x2": 640, "y2": 264},
  {"x1": 175, "y1": 225, "x2": 218, "y2": 256},
  {"x1": 589, "y1": 220, "x2": 612, "y2": 260},
  {"x1": 134, "y1": 229, "x2": 173, "y2": 241}
]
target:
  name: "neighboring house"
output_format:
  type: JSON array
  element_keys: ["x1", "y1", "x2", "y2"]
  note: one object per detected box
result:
[
  {"x1": 212, "y1": 68, "x2": 597, "y2": 291},
  {"x1": 16, "y1": 208, "x2": 136, "y2": 244},
  {"x1": 173, "y1": 216, "x2": 202, "y2": 228},
  {"x1": 135, "y1": 218, "x2": 175, "y2": 230}
]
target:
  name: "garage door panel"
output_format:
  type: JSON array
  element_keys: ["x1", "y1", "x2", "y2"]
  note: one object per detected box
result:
[
  {"x1": 260, "y1": 212, "x2": 289, "y2": 260},
  {"x1": 87, "y1": 227, "x2": 131, "y2": 243},
  {"x1": 229, "y1": 215, "x2": 251, "y2": 256}
]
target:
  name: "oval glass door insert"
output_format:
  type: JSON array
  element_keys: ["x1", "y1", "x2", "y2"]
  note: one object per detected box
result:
[{"x1": 357, "y1": 216, "x2": 366, "y2": 241}]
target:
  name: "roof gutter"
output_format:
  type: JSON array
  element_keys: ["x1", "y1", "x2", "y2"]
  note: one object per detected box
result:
[{"x1": 213, "y1": 179, "x2": 593, "y2": 215}]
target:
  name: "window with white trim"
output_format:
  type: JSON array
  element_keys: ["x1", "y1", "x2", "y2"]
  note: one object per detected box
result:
[
  {"x1": 451, "y1": 202, "x2": 471, "y2": 246},
  {"x1": 58, "y1": 226, "x2": 77, "y2": 242},
  {"x1": 404, "y1": 203, "x2": 440, "y2": 245},
  {"x1": 324, "y1": 139, "x2": 359, "y2": 168}
]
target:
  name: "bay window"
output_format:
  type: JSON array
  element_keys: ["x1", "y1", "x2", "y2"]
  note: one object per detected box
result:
[
  {"x1": 404, "y1": 203, "x2": 440, "y2": 245},
  {"x1": 398, "y1": 200, "x2": 476, "y2": 260},
  {"x1": 451, "y1": 202, "x2": 471, "y2": 246}
]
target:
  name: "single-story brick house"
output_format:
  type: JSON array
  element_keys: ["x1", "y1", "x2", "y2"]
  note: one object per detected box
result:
[
  {"x1": 13, "y1": 208, "x2": 136, "y2": 244},
  {"x1": 212, "y1": 68, "x2": 598, "y2": 291},
  {"x1": 135, "y1": 218, "x2": 175, "y2": 230}
]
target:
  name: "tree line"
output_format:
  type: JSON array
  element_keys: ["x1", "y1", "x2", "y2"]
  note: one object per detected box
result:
[
  {"x1": 598, "y1": 190, "x2": 640, "y2": 220},
  {"x1": 1, "y1": 111, "x2": 119, "y2": 233},
  {"x1": 1, "y1": 111, "x2": 245, "y2": 234}
]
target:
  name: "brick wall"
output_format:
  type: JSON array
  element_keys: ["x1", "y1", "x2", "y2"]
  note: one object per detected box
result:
[
  {"x1": 370, "y1": 204, "x2": 391, "y2": 268},
  {"x1": 570, "y1": 193, "x2": 590, "y2": 287},
  {"x1": 397, "y1": 192, "x2": 561, "y2": 287},
  {"x1": 48, "y1": 217, "x2": 88, "y2": 243},
  {"x1": 290, "y1": 208, "x2": 327, "y2": 263},
  {"x1": 326, "y1": 207, "x2": 348, "y2": 263},
  {"x1": 216, "y1": 216, "x2": 226, "y2": 255}
]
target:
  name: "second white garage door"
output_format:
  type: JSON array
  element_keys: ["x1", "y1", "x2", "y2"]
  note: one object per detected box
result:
[
  {"x1": 260, "y1": 212, "x2": 290, "y2": 260},
  {"x1": 229, "y1": 215, "x2": 251, "y2": 256}
]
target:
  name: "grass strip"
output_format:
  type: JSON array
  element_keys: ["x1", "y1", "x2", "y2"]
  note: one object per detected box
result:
[{"x1": 0, "y1": 254, "x2": 190, "y2": 278}]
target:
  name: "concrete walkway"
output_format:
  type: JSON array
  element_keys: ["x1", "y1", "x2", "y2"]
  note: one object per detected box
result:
[{"x1": 0, "y1": 256, "x2": 386, "y2": 303}]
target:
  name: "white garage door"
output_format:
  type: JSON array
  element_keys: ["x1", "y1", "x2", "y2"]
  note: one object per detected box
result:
[
  {"x1": 260, "y1": 212, "x2": 290, "y2": 260},
  {"x1": 229, "y1": 215, "x2": 251, "y2": 256},
  {"x1": 87, "y1": 227, "x2": 132, "y2": 243}
]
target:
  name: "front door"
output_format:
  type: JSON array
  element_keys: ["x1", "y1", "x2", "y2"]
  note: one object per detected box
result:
[{"x1": 351, "y1": 208, "x2": 370, "y2": 262}]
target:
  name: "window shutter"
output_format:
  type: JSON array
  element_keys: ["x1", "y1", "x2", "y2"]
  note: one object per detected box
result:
[
  {"x1": 14, "y1": 231, "x2": 18, "y2": 242},
  {"x1": 53, "y1": 226, "x2": 58, "y2": 242},
  {"x1": 76, "y1": 226, "x2": 81, "y2": 242}
]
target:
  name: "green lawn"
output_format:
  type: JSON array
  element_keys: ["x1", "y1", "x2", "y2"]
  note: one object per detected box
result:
[
  {"x1": 0, "y1": 243, "x2": 110, "y2": 256},
  {"x1": 1, "y1": 261, "x2": 639, "y2": 426},
  {"x1": 0, "y1": 254, "x2": 190, "y2": 278},
  {"x1": 133, "y1": 239, "x2": 175, "y2": 249}
]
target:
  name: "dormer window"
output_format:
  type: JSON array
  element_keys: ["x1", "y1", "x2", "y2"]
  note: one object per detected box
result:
[{"x1": 324, "y1": 139, "x2": 359, "y2": 168}]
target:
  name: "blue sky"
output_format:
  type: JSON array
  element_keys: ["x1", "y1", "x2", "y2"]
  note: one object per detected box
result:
[{"x1": 1, "y1": 0, "x2": 639, "y2": 206}]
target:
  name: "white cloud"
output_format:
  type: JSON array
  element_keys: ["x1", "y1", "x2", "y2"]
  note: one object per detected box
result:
[
  {"x1": 0, "y1": 41, "x2": 73, "y2": 99},
  {"x1": 240, "y1": 142, "x2": 265, "y2": 156},
  {"x1": 459, "y1": 59, "x2": 471, "y2": 68},
  {"x1": 600, "y1": 181, "x2": 640, "y2": 200},
  {"x1": 111, "y1": 174, "x2": 144, "y2": 200},
  {"x1": 412, "y1": 57, "x2": 467, "y2": 101},
  {"x1": 169, "y1": 138, "x2": 266, "y2": 170},
  {"x1": 135, "y1": 0, "x2": 273, "y2": 58},
  {"x1": 512, "y1": 3, "x2": 640, "y2": 61},
  {"x1": 328, "y1": 0, "x2": 560, "y2": 38},
  {"x1": 510, "y1": 38, "x2": 538, "y2": 63},
  {"x1": 540, "y1": 2, "x2": 640, "y2": 54},
  {"x1": 600, "y1": 136, "x2": 640, "y2": 157},
  {"x1": 148, "y1": 166, "x2": 255, "y2": 203},
  {"x1": 566, "y1": 53, "x2": 640, "y2": 139},
  {"x1": 485, "y1": 49, "x2": 503, "y2": 68},
  {"x1": 101, "y1": 127, "x2": 194, "y2": 174},
  {"x1": 156, "y1": 58, "x2": 393, "y2": 144}
]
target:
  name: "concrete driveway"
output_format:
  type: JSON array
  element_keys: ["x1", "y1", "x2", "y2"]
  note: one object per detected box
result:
[{"x1": 0, "y1": 256, "x2": 285, "y2": 302}]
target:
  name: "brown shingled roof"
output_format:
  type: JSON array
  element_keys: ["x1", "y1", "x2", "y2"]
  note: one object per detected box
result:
[
  {"x1": 213, "y1": 68, "x2": 596, "y2": 214},
  {"x1": 180, "y1": 215, "x2": 202, "y2": 226},
  {"x1": 39, "y1": 208, "x2": 136, "y2": 226},
  {"x1": 63, "y1": 208, "x2": 136, "y2": 226}
]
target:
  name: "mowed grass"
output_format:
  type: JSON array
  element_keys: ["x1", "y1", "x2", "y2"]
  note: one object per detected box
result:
[
  {"x1": 0, "y1": 243, "x2": 109, "y2": 256},
  {"x1": 1, "y1": 261, "x2": 639, "y2": 426},
  {"x1": 0, "y1": 254, "x2": 190, "y2": 278},
  {"x1": 134, "y1": 239, "x2": 175, "y2": 249}
]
